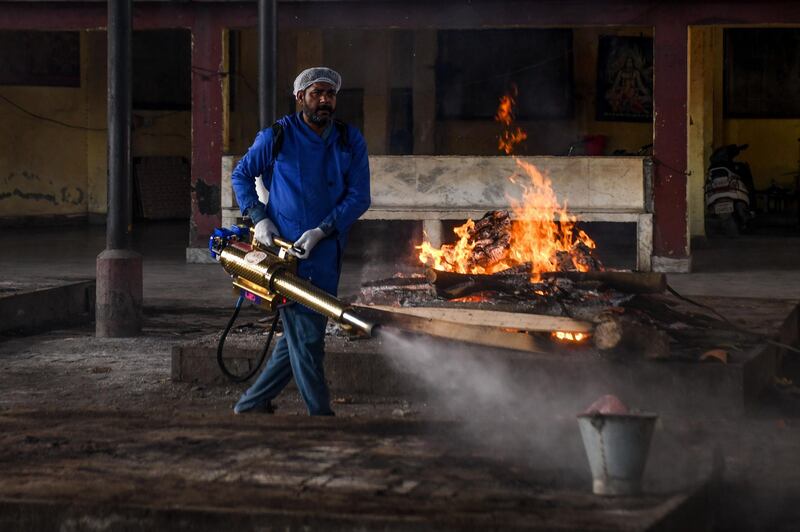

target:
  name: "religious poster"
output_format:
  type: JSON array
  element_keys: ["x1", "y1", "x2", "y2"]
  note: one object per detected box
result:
[{"x1": 596, "y1": 35, "x2": 653, "y2": 122}]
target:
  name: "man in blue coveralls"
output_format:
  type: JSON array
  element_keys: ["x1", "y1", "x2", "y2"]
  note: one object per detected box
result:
[{"x1": 230, "y1": 67, "x2": 371, "y2": 416}]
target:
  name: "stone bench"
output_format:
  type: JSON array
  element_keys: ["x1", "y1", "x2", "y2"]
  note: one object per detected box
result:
[{"x1": 221, "y1": 155, "x2": 653, "y2": 271}]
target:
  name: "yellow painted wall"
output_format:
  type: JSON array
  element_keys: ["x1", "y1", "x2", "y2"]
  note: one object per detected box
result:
[
  {"x1": 85, "y1": 30, "x2": 108, "y2": 216},
  {"x1": 132, "y1": 110, "x2": 191, "y2": 159},
  {"x1": 724, "y1": 119, "x2": 800, "y2": 190},
  {"x1": 0, "y1": 30, "x2": 192, "y2": 221},
  {"x1": 0, "y1": 33, "x2": 89, "y2": 219}
]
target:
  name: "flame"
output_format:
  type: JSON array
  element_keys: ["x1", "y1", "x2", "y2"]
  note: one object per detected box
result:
[
  {"x1": 417, "y1": 159, "x2": 598, "y2": 280},
  {"x1": 507, "y1": 160, "x2": 597, "y2": 281},
  {"x1": 450, "y1": 294, "x2": 490, "y2": 303},
  {"x1": 552, "y1": 331, "x2": 589, "y2": 343},
  {"x1": 495, "y1": 85, "x2": 527, "y2": 155},
  {"x1": 416, "y1": 87, "x2": 598, "y2": 282}
]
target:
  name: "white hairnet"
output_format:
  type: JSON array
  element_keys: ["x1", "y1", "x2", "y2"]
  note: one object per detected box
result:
[{"x1": 292, "y1": 67, "x2": 342, "y2": 96}]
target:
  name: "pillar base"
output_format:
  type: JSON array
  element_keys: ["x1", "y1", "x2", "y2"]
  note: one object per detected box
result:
[
  {"x1": 186, "y1": 247, "x2": 217, "y2": 264},
  {"x1": 96, "y1": 249, "x2": 143, "y2": 337},
  {"x1": 652, "y1": 255, "x2": 692, "y2": 273}
]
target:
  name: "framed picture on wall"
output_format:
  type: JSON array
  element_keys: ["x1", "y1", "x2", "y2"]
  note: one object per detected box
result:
[{"x1": 596, "y1": 35, "x2": 653, "y2": 122}]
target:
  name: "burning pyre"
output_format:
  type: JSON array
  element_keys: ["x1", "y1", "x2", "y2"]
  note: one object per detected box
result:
[
  {"x1": 417, "y1": 87, "x2": 601, "y2": 282},
  {"x1": 358, "y1": 88, "x2": 756, "y2": 360}
]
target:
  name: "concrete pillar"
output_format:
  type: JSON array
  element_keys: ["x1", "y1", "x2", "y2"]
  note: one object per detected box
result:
[
  {"x1": 412, "y1": 30, "x2": 437, "y2": 155},
  {"x1": 687, "y1": 26, "x2": 714, "y2": 238},
  {"x1": 363, "y1": 32, "x2": 390, "y2": 154},
  {"x1": 96, "y1": 249, "x2": 142, "y2": 337},
  {"x1": 651, "y1": 20, "x2": 691, "y2": 272},
  {"x1": 187, "y1": 7, "x2": 225, "y2": 260},
  {"x1": 258, "y1": 0, "x2": 278, "y2": 129},
  {"x1": 97, "y1": 0, "x2": 141, "y2": 337}
]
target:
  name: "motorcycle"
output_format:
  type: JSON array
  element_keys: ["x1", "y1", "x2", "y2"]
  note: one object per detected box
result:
[{"x1": 705, "y1": 144, "x2": 755, "y2": 236}]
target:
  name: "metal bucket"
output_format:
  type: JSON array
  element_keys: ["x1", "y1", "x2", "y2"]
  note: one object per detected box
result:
[{"x1": 577, "y1": 412, "x2": 658, "y2": 496}]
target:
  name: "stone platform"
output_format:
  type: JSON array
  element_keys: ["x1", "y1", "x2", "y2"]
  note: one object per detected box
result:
[
  {"x1": 0, "y1": 279, "x2": 95, "y2": 336},
  {"x1": 172, "y1": 297, "x2": 799, "y2": 416}
]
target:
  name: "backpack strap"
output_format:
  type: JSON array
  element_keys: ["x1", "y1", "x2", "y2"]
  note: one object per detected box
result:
[
  {"x1": 333, "y1": 119, "x2": 350, "y2": 152},
  {"x1": 269, "y1": 122, "x2": 284, "y2": 163}
]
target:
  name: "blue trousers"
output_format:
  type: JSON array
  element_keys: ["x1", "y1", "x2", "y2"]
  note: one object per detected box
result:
[{"x1": 234, "y1": 305, "x2": 333, "y2": 416}]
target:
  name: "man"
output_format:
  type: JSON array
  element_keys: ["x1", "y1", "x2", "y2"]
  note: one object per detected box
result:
[{"x1": 230, "y1": 67, "x2": 371, "y2": 416}]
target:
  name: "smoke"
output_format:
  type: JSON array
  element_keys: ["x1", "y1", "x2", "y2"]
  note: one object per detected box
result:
[{"x1": 378, "y1": 327, "x2": 590, "y2": 484}]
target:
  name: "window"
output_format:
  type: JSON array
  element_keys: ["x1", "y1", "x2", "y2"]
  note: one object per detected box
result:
[
  {"x1": 724, "y1": 28, "x2": 800, "y2": 118},
  {"x1": 133, "y1": 30, "x2": 191, "y2": 110},
  {"x1": 0, "y1": 31, "x2": 80, "y2": 87},
  {"x1": 436, "y1": 29, "x2": 574, "y2": 120}
]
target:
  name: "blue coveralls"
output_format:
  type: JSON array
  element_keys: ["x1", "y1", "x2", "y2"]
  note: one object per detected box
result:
[{"x1": 230, "y1": 112, "x2": 371, "y2": 415}]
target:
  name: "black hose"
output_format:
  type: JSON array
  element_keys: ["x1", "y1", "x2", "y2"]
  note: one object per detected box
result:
[{"x1": 217, "y1": 296, "x2": 281, "y2": 382}]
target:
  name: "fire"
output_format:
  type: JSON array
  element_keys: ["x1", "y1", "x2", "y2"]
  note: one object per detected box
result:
[
  {"x1": 417, "y1": 86, "x2": 598, "y2": 282},
  {"x1": 506, "y1": 159, "x2": 597, "y2": 280},
  {"x1": 552, "y1": 331, "x2": 590, "y2": 343},
  {"x1": 495, "y1": 85, "x2": 527, "y2": 155},
  {"x1": 417, "y1": 159, "x2": 598, "y2": 280}
]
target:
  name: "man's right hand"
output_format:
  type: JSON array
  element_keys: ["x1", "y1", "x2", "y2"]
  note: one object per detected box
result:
[{"x1": 254, "y1": 218, "x2": 279, "y2": 247}]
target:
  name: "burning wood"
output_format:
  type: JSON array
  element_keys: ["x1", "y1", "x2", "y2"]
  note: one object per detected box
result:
[
  {"x1": 426, "y1": 269, "x2": 667, "y2": 299},
  {"x1": 418, "y1": 89, "x2": 602, "y2": 280},
  {"x1": 467, "y1": 210, "x2": 513, "y2": 270}
]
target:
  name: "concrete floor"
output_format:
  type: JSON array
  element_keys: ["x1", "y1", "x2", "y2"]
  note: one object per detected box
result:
[{"x1": 1, "y1": 220, "x2": 800, "y2": 530}]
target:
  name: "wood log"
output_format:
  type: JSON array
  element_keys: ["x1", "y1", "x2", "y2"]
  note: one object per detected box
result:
[
  {"x1": 364, "y1": 305, "x2": 592, "y2": 333},
  {"x1": 463, "y1": 210, "x2": 513, "y2": 271},
  {"x1": 593, "y1": 312, "x2": 670, "y2": 360},
  {"x1": 426, "y1": 268, "x2": 666, "y2": 298},
  {"x1": 424, "y1": 268, "x2": 530, "y2": 299}
]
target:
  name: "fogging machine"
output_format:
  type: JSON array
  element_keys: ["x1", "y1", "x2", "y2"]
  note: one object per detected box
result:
[{"x1": 209, "y1": 225, "x2": 376, "y2": 382}]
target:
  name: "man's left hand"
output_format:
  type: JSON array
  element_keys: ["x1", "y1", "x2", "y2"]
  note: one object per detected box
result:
[{"x1": 291, "y1": 227, "x2": 326, "y2": 259}]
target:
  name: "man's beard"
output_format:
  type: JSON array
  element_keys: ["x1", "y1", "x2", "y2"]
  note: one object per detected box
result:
[{"x1": 303, "y1": 104, "x2": 334, "y2": 125}]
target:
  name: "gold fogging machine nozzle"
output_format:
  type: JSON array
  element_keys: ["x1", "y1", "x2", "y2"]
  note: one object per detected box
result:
[{"x1": 209, "y1": 225, "x2": 377, "y2": 337}]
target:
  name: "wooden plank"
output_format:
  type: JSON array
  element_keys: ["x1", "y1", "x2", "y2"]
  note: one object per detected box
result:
[
  {"x1": 354, "y1": 306, "x2": 551, "y2": 354},
  {"x1": 363, "y1": 305, "x2": 592, "y2": 333}
]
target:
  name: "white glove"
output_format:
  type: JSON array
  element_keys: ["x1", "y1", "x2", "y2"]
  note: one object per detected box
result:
[
  {"x1": 254, "y1": 218, "x2": 279, "y2": 247},
  {"x1": 291, "y1": 227, "x2": 326, "y2": 259}
]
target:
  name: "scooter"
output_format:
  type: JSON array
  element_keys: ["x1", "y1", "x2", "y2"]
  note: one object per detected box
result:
[{"x1": 705, "y1": 144, "x2": 755, "y2": 236}]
